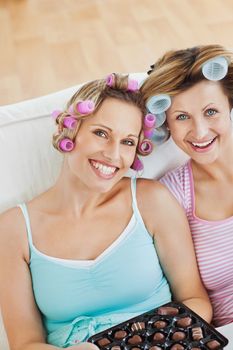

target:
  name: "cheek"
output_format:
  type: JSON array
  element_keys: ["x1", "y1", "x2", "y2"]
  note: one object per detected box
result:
[{"x1": 167, "y1": 122, "x2": 185, "y2": 141}]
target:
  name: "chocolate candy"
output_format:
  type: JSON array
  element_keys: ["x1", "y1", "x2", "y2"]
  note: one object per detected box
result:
[
  {"x1": 172, "y1": 331, "x2": 186, "y2": 341},
  {"x1": 88, "y1": 302, "x2": 228, "y2": 349},
  {"x1": 157, "y1": 306, "x2": 179, "y2": 316},
  {"x1": 131, "y1": 321, "x2": 145, "y2": 331},
  {"x1": 176, "y1": 316, "x2": 192, "y2": 327},
  {"x1": 114, "y1": 330, "x2": 127, "y2": 339},
  {"x1": 206, "y1": 340, "x2": 221, "y2": 349},
  {"x1": 97, "y1": 337, "x2": 111, "y2": 347},
  {"x1": 153, "y1": 332, "x2": 165, "y2": 342},
  {"x1": 170, "y1": 344, "x2": 185, "y2": 350},
  {"x1": 192, "y1": 326, "x2": 203, "y2": 341},
  {"x1": 153, "y1": 320, "x2": 167, "y2": 329},
  {"x1": 127, "y1": 335, "x2": 142, "y2": 345}
]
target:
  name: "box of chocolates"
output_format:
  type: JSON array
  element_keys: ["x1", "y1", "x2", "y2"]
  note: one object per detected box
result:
[{"x1": 88, "y1": 302, "x2": 228, "y2": 350}]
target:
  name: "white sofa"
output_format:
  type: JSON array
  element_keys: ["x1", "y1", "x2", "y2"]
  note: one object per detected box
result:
[{"x1": 0, "y1": 73, "x2": 188, "y2": 350}]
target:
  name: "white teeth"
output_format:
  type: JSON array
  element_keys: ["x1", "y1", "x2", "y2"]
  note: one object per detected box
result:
[
  {"x1": 91, "y1": 161, "x2": 116, "y2": 175},
  {"x1": 191, "y1": 139, "x2": 213, "y2": 147}
]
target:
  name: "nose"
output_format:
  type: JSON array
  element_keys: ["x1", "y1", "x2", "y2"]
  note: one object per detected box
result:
[
  {"x1": 102, "y1": 140, "x2": 121, "y2": 162},
  {"x1": 192, "y1": 117, "x2": 209, "y2": 139}
]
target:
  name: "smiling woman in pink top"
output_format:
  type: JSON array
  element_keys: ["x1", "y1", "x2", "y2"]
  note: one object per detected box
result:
[{"x1": 142, "y1": 44, "x2": 233, "y2": 326}]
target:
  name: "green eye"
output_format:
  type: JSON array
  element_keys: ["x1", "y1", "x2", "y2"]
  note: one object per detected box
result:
[
  {"x1": 122, "y1": 139, "x2": 135, "y2": 146},
  {"x1": 94, "y1": 130, "x2": 107, "y2": 138},
  {"x1": 177, "y1": 114, "x2": 188, "y2": 120}
]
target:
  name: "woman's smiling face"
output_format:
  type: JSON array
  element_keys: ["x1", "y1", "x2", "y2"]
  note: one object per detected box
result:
[
  {"x1": 166, "y1": 80, "x2": 232, "y2": 165},
  {"x1": 65, "y1": 97, "x2": 142, "y2": 192}
]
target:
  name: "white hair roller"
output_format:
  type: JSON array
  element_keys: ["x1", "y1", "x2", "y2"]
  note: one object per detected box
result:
[
  {"x1": 146, "y1": 94, "x2": 171, "y2": 115},
  {"x1": 202, "y1": 56, "x2": 229, "y2": 81}
]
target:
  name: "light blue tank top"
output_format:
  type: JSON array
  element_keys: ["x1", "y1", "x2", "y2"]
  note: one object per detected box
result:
[{"x1": 19, "y1": 178, "x2": 171, "y2": 347}]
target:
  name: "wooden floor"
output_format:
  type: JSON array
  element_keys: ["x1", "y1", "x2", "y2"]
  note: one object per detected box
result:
[{"x1": 1, "y1": 0, "x2": 233, "y2": 105}]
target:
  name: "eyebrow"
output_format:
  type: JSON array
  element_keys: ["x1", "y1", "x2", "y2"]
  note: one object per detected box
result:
[
  {"x1": 172, "y1": 102, "x2": 215, "y2": 114},
  {"x1": 91, "y1": 124, "x2": 139, "y2": 138},
  {"x1": 171, "y1": 109, "x2": 189, "y2": 114},
  {"x1": 202, "y1": 103, "x2": 215, "y2": 111}
]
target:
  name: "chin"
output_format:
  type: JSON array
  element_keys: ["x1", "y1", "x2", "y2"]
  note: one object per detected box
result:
[{"x1": 192, "y1": 154, "x2": 218, "y2": 165}]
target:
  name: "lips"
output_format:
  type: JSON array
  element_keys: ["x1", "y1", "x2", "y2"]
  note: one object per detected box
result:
[
  {"x1": 188, "y1": 137, "x2": 217, "y2": 152},
  {"x1": 89, "y1": 159, "x2": 119, "y2": 178}
]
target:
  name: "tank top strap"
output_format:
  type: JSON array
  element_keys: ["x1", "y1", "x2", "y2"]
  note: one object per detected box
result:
[
  {"x1": 18, "y1": 203, "x2": 33, "y2": 246},
  {"x1": 130, "y1": 177, "x2": 145, "y2": 226}
]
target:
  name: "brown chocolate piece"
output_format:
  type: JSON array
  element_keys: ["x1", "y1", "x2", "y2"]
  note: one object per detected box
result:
[
  {"x1": 172, "y1": 331, "x2": 186, "y2": 341},
  {"x1": 192, "y1": 326, "x2": 203, "y2": 341},
  {"x1": 114, "y1": 330, "x2": 127, "y2": 339},
  {"x1": 97, "y1": 337, "x2": 111, "y2": 347},
  {"x1": 153, "y1": 320, "x2": 168, "y2": 329},
  {"x1": 191, "y1": 348, "x2": 202, "y2": 350},
  {"x1": 206, "y1": 340, "x2": 221, "y2": 350},
  {"x1": 170, "y1": 345, "x2": 185, "y2": 350},
  {"x1": 153, "y1": 332, "x2": 165, "y2": 342},
  {"x1": 176, "y1": 316, "x2": 192, "y2": 327},
  {"x1": 131, "y1": 321, "x2": 145, "y2": 332},
  {"x1": 157, "y1": 306, "x2": 179, "y2": 316},
  {"x1": 111, "y1": 347, "x2": 121, "y2": 350},
  {"x1": 127, "y1": 334, "x2": 143, "y2": 345},
  {"x1": 131, "y1": 348, "x2": 141, "y2": 350},
  {"x1": 149, "y1": 347, "x2": 162, "y2": 350}
]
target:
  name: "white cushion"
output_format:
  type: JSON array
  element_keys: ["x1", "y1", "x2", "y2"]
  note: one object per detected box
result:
[{"x1": 0, "y1": 73, "x2": 188, "y2": 349}]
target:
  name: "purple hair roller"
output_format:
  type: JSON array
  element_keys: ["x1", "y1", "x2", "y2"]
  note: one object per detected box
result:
[
  {"x1": 68, "y1": 105, "x2": 75, "y2": 114},
  {"x1": 106, "y1": 73, "x2": 115, "y2": 87},
  {"x1": 144, "y1": 129, "x2": 154, "y2": 139},
  {"x1": 144, "y1": 113, "x2": 156, "y2": 128},
  {"x1": 131, "y1": 157, "x2": 144, "y2": 171},
  {"x1": 138, "y1": 139, "x2": 153, "y2": 155},
  {"x1": 51, "y1": 110, "x2": 61, "y2": 120},
  {"x1": 127, "y1": 79, "x2": 139, "y2": 92},
  {"x1": 77, "y1": 100, "x2": 95, "y2": 114},
  {"x1": 63, "y1": 116, "x2": 78, "y2": 130},
  {"x1": 59, "y1": 138, "x2": 74, "y2": 152}
]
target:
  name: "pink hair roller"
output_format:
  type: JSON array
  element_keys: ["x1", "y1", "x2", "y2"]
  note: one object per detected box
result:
[
  {"x1": 143, "y1": 113, "x2": 156, "y2": 139},
  {"x1": 144, "y1": 113, "x2": 156, "y2": 128},
  {"x1": 131, "y1": 156, "x2": 144, "y2": 171},
  {"x1": 106, "y1": 73, "x2": 115, "y2": 87},
  {"x1": 127, "y1": 79, "x2": 139, "y2": 92},
  {"x1": 51, "y1": 110, "x2": 62, "y2": 120},
  {"x1": 138, "y1": 139, "x2": 153, "y2": 155},
  {"x1": 59, "y1": 138, "x2": 74, "y2": 152},
  {"x1": 144, "y1": 129, "x2": 154, "y2": 139},
  {"x1": 68, "y1": 105, "x2": 75, "y2": 114},
  {"x1": 63, "y1": 116, "x2": 78, "y2": 130},
  {"x1": 77, "y1": 100, "x2": 95, "y2": 114}
]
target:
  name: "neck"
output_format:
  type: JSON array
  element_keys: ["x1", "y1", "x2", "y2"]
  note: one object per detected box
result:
[{"x1": 50, "y1": 166, "x2": 115, "y2": 217}]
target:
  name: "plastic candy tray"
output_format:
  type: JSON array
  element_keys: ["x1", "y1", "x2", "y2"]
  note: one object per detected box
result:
[{"x1": 88, "y1": 302, "x2": 228, "y2": 350}]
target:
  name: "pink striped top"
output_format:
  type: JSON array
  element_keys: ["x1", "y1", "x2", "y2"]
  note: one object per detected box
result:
[{"x1": 160, "y1": 160, "x2": 233, "y2": 326}]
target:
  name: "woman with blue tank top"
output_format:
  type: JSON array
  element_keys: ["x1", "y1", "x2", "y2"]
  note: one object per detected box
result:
[{"x1": 0, "y1": 73, "x2": 212, "y2": 350}]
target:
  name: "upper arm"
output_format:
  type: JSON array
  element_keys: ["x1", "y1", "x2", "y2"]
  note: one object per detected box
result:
[
  {"x1": 0, "y1": 208, "x2": 46, "y2": 350},
  {"x1": 137, "y1": 180, "x2": 208, "y2": 302}
]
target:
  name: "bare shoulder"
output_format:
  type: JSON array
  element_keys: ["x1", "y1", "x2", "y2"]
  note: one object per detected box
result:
[
  {"x1": 136, "y1": 178, "x2": 174, "y2": 205},
  {"x1": 136, "y1": 178, "x2": 185, "y2": 235},
  {"x1": 0, "y1": 206, "x2": 28, "y2": 260}
]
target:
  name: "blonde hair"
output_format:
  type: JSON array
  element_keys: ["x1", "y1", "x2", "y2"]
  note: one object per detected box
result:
[
  {"x1": 141, "y1": 44, "x2": 233, "y2": 107},
  {"x1": 53, "y1": 74, "x2": 146, "y2": 153}
]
